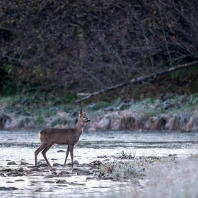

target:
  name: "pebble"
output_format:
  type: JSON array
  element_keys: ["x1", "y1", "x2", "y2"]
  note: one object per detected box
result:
[
  {"x1": 31, "y1": 173, "x2": 44, "y2": 176},
  {"x1": 53, "y1": 163, "x2": 62, "y2": 167},
  {"x1": 86, "y1": 176, "x2": 94, "y2": 180},
  {"x1": 74, "y1": 160, "x2": 79, "y2": 165},
  {"x1": 7, "y1": 161, "x2": 17, "y2": 165},
  {"x1": 67, "y1": 160, "x2": 79, "y2": 165},
  {"x1": 44, "y1": 181, "x2": 54, "y2": 183},
  {"x1": 44, "y1": 175, "x2": 54, "y2": 178},
  {"x1": 17, "y1": 167, "x2": 24, "y2": 172},
  {"x1": 0, "y1": 187, "x2": 18, "y2": 190},
  {"x1": 1, "y1": 168, "x2": 12, "y2": 172},
  {"x1": 70, "y1": 182, "x2": 85, "y2": 186},
  {"x1": 26, "y1": 170, "x2": 33, "y2": 174},
  {"x1": 39, "y1": 163, "x2": 48, "y2": 167},
  {"x1": 15, "y1": 179, "x2": 25, "y2": 182},
  {"x1": 97, "y1": 155, "x2": 107, "y2": 158},
  {"x1": 73, "y1": 167, "x2": 91, "y2": 175},
  {"x1": 30, "y1": 167, "x2": 39, "y2": 171},
  {"x1": 21, "y1": 162, "x2": 29, "y2": 165},
  {"x1": 56, "y1": 179, "x2": 67, "y2": 184},
  {"x1": 16, "y1": 173, "x2": 24, "y2": 176},
  {"x1": 57, "y1": 150, "x2": 65, "y2": 152},
  {"x1": 58, "y1": 170, "x2": 70, "y2": 176}
]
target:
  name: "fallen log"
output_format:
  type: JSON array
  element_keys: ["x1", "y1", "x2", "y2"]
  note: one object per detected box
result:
[{"x1": 75, "y1": 61, "x2": 198, "y2": 103}]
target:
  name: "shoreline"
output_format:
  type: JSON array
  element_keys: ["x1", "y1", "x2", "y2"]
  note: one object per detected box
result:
[{"x1": 0, "y1": 94, "x2": 198, "y2": 132}]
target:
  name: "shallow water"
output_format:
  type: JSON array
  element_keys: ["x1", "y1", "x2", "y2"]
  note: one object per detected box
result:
[
  {"x1": 0, "y1": 129, "x2": 198, "y2": 197},
  {"x1": 0, "y1": 130, "x2": 198, "y2": 165}
]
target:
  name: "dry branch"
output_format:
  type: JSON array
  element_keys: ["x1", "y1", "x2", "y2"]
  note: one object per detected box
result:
[{"x1": 75, "y1": 61, "x2": 198, "y2": 103}]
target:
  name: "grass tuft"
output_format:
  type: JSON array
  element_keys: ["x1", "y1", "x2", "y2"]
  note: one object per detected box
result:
[{"x1": 109, "y1": 155, "x2": 198, "y2": 198}]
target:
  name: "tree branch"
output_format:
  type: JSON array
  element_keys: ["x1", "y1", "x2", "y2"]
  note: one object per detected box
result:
[{"x1": 75, "y1": 61, "x2": 198, "y2": 103}]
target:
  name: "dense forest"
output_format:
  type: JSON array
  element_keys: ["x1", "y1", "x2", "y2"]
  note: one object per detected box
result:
[{"x1": 1, "y1": 0, "x2": 198, "y2": 102}]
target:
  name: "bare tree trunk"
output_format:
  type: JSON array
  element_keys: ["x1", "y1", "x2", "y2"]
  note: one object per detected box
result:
[{"x1": 75, "y1": 61, "x2": 198, "y2": 103}]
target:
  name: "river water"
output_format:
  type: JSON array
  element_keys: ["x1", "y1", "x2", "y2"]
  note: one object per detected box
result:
[
  {"x1": 0, "y1": 130, "x2": 198, "y2": 165},
  {"x1": 0, "y1": 129, "x2": 198, "y2": 197}
]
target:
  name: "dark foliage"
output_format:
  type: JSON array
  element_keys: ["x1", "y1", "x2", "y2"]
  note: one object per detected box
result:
[{"x1": 0, "y1": 0, "x2": 198, "y2": 98}]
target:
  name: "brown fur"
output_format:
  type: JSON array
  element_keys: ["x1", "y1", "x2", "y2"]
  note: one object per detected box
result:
[{"x1": 34, "y1": 110, "x2": 90, "y2": 168}]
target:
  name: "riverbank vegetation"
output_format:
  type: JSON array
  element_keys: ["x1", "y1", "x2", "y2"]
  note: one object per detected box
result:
[
  {"x1": 109, "y1": 154, "x2": 198, "y2": 198},
  {"x1": 1, "y1": 93, "x2": 198, "y2": 132}
]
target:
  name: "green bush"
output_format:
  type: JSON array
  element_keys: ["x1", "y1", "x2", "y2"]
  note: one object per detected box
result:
[{"x1": 1, "y1": 76, "x2": 18, "y2": 96}]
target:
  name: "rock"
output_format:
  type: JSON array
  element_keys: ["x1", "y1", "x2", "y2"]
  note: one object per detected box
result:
[
  {"x1": 0, "y1": 113, "x2": 11, "y2": 129},
  {"x1": 97, "y1": 155, "x2": 107, "y2": 158},
  {"x1": 16, "y1": 173, "x2": 24, "y2": 176},
  {"x1": 120, "y1": 111, "x2": 142, "y2": 130},
  {"x1": 21, "y1": 162, "x2": 29, "y2": 165},
  {"x1": 110, "y1": 111, "x2": 121, "y2": 130},
  {"x1": 74, "y1": 160, "x2": 79, "y2": 165},
  {"x1": 58, "y1": 170, "x2": 70, "y2": 176},
  {"x1": 27, "y1": 165, "x2": 37, "y2": 168},
  {"x1": 73, "y1": 167, "x2": 91, "y2": 175},
  {"x1": 69, "y1": 182, "x2": 85, "y2": 186},
  {"x1": 50, "y1": 168, "x2": 57, "y2": 171},
  {"x1": 15, "y1": 179, "x2": 25, "y2": 181},
  {"x1": 98, "y1": 117, "x2": 111, "y2": 130},
  {"x1": 0, "y1": 187, "x2": 18, "y2": 190},
  {"x1": 31, "y1": 173, "x2": 43, "y2": 176},
  {"x1": 53, "y1": 163, "x2": 62, "y2": 167},
  {"x1": 26, "y1": 170, "x2": 33, "y2": 174},
  {"x1": 1, "y1": 168, "x2": 12, "y2": 172},
  {"x1": 17, "y1": 167, "x2": 24, "y2": 172},
  {"x1": 57, "y1": 150, "x2": 65, "y2": 152},
  {"x1": 7, "y1": 161, "x2": 17, "y2": 165},
  {"x1": 51, "y1": 171, "x2": 57, "y2": 176},
  {"x1": 168, "y1": 154, "x2": 177, "y2": 157},
  {"x1": 0, "y1": 173, "x2": 5, "y2": 177},
  {"x1": 91, "y1": 160, "x2": 102, "y2": 166},
  {"x1": 29, "y1": 167, "x2": 39, "y2": 171},
  {"x1": 66, "y1": 161, "x2": 78, "y2": 166},
  {"x1": 44, "y1": 181, "x2": 54, "y2": 183},
  {"x1": 182, "y1": 116, "x2": 198, "y2": 132},
  {"x1": 6, "y1": 171, "x2": 23, "y2": 177},
  {"x1": 86, "y1": 176, "x2": 94, "y2": 180},
  {"x1": 145, "y1": 115, "x2": 167, "y2": 130},
  {"x1": 56, "y1": 179, "x2": 67, "y2": 184},
  {"x1": 44, "y1": 175, "x2": 54, "y2": 178},
  {"x1": 39, "y1": 162, "x2": 48, "y2": 167}
]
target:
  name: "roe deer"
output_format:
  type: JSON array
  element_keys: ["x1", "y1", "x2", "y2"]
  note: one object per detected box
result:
[{"x1": 34, "y1": 109, "x2": 90, "y2": 168}]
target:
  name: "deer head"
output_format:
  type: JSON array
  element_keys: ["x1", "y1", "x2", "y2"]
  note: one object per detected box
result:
[{"x1": 79, "y1": 109, "x2": 90, "y2": 126}]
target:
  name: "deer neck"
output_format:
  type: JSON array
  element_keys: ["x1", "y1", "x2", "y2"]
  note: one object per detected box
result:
[{"x1": 75, "y1": 120, "x2": 84, "y2": 134}]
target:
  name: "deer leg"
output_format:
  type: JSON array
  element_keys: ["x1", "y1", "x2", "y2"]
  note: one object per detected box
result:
[
  {"x1": 63, "y1": 145, "x2": 70, "y2": 167},
  {"x1": 69, "y1": 145, "x2": 74, "y2": 169},
  {"x1": 41, "y1": 143, "x2": 53, "y2": 167},
  {"x1": 34, "y1": 144, "x2": 47, "y2": 166}
]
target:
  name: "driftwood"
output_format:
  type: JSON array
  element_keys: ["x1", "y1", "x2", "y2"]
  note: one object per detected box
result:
[{"x1": 75, "y1": 61, "x2": 198, "y2": 103}]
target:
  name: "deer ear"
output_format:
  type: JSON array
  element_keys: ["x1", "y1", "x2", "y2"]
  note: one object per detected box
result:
[
  {"x1": 86, "y1": 110, "x2": 90, "y2": 115},
  {"x1": 79, "y1": 109, "x2": 83, "y2": 115}
]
